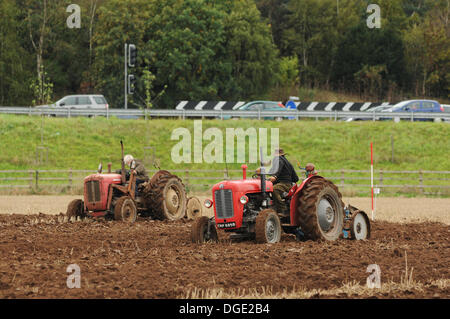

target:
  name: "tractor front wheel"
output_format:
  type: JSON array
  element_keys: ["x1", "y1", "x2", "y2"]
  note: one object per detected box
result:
[
  {"x1": 351, "y1": 211, "x2": 371, "y2": 240},
  {"x1": 186, "y1": 196, "x2": 203, "y2": 220},
  {"x1": 191, "y1": 216, "x2": 218, "y2": 243},
  {"x1": 114, "y1": 196, "x2": 137, "y2": 223},
  {"x1": 66, "y1": 199, "x2": 86, "y2": 220},
  {"x1": 255, "y1": 209, "x2": 282, "y2": 243}
]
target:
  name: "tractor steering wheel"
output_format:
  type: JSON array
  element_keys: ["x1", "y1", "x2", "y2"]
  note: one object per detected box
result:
[{"x1": 252, "y1": 173, "x2": 274, "y2": 179}]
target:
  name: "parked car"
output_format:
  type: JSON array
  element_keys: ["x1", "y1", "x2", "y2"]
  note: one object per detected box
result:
[
  {"x1": 385, "y1": 100, "x2": 444, "y2": 122},
  {"x1": 37, "y1": 94, "x2": 109, "y2": 117},
  {"x1": 54, "y1": 94, "x2": 109, "y2": 110},
  {"x1": 344, "y1": 104, "x2": 393, "y2": 122},
  {"x1": 223, "y1": 101, "x2": 286, "y2": 120},
  {"x1": 442, "y1": 104, "x2": 450, "y2": 123}
]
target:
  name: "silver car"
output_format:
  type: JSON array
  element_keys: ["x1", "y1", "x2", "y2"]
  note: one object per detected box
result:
[
  {"x1": 36, "y1": 94, "x2": 109, "y2": 117},
  {"x1": 54, "y1": 95, "x2": 109, "y2": 110}
]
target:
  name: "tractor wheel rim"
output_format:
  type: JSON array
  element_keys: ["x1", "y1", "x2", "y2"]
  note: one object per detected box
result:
[
  {"x1": 353, "y1": 213, "x2": 368, "y2": 240},
  {"x1": 123, "y1": 201, "x2": 134, "y2": 221},
  {"x1": 318, "y1": 198, "x2": 336, "y2": 232},
  {"x1": 203, "y1": 223, "x2": 212, "y2": 241},
  {"x1": 266, "y1": 217, "x2": 278, "y2": 242},
  {"x1": 165, "y1": 186, "x2": 180, "y2": 216}
]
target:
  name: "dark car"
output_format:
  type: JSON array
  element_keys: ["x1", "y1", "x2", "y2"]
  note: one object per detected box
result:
[
  {"x1": 224, "y1": 101, "x2": 287, "y2": 120},
  {"x1": 344, "y1": 105, "x2": 393, "y2": 122},
  {"x1": 387, "y1": 100, "x2": 444, "y2": 122}
]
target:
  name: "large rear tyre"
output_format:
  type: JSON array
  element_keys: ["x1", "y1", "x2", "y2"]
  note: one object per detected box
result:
[
  {"x1": 255, "y1": 209, "x2": 282, "y2": 243},
  {"x1": 114, "y1": 196, "x2": 137, "y2": 223},
  {"x1": 143, "y1": 171, "x2": 187, "y2": 220},
  {"x1": 66, "y1": 199, "x2": 86, "y2": 219},
  {"x1": 297, "y1": 178, "x2": 344, "y2": 241},
  {"x1": 191, "y1": 216, "x2": 218, "y2": 243}
]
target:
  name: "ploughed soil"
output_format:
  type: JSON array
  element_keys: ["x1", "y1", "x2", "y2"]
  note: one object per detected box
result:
[{"x1": 0, "y1": 214, "x2": 448, "y2": 299}]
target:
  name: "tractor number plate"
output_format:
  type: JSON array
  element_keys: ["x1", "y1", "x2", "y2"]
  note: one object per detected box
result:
[{"x1": 217, "y1": 222, "x2": 236, "y2": 229}]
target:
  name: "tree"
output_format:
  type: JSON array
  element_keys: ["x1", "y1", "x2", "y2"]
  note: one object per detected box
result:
[
  {"x1": 0, "y1": 0, "x2": 33, "y2": 105},
  {"x1": 403, "y1": 0, "x2": 449, "y2": 97},
  {"x1": 255, "y1": 0, "x2": 291, "y2": 54},
  {"x1": 93, "y1": 0, "x2": 279, "y2": 108},
  {"x1": 332, "y1": 16, "x2": 407, "y2": 98},
  {"x1": 281, "y1": 0, "x2": 364, "y2": 88},
  {"x1": 220, "y1": 0, "x2": 280, "y2": 99}
]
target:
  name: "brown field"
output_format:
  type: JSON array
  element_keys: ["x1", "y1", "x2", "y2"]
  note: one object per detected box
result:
[
  {"x1": 1, "y1": 195, "x2": 449, "y2": 224},
  {"x1": 0, "y1": 195, "x2": 448, "y2": 299}
]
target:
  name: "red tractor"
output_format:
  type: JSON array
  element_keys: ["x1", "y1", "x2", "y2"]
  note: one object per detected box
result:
[
  {"x1": 192, "y1": 163, "x2": 370, "y2": 243},
  {"x1": 66, "y1": 141, "x2": 186, "y2": 222}
]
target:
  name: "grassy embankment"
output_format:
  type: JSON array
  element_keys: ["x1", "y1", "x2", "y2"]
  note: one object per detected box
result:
[{"x1": 0, "y1": 114, "x2": 448, "y2": 196}]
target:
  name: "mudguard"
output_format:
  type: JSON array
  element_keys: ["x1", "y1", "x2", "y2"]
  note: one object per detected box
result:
[{"x1": 288, "y1": 175, "x2": 326, "y2": 226}]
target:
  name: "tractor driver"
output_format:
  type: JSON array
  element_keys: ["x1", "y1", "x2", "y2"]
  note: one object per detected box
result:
[
  {"x1": 124, "y1": 154, "x2": 149, "y2": 197},
  {"x1": 267, "y1": 148, "x2": 299, "y2": 217}
]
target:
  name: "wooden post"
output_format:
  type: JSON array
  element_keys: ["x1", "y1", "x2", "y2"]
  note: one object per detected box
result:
[
  {"x1": 29, "y1": 171, "x2": 34, "y2": 190},
  {"x1": 341, "y1": 169, "x2": 345, "y2": 186},
  {"x1": 391, "y1": 135, "x2": 394, "y2": 162},
  {"x1": 35, "y1": 170, "x2": 39, "y2": 189},
  {"x1": 185, "y1": 169, "x2": 189, "y2": 190},
  {"x1": 69, "y1": 168, "x2": 73, "y2": 188},
  {"x1": 419, "y1": 170, "x2": 423, "y2": 193},
  {"x1": 379, "y1": 169, "x2": 383, "y2": 187}
]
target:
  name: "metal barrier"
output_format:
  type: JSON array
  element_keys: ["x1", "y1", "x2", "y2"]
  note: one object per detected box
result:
[{"x1": 0, "y1": 106, "x2": 449, "y2": 121}]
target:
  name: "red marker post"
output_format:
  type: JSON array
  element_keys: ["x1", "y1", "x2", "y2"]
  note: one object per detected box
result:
[{"x1": 371, "y1": 142, "x2": 374, "y2": 221}]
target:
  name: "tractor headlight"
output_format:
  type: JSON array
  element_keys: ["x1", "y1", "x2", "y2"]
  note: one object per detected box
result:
[
  {"x1": 240, "y1": 195, "x2": 249, "y2": 205},
  {"x1": 204, "y1": 199, "x2": 213, "y2": 208}
]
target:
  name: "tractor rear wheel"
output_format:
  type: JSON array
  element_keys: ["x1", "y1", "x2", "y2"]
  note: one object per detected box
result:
[
  {"x1": 143, "y1": 171, "x2": 187, "y2": 220},
  {"x1": 66, "y1": 199, "x2": 86, "y2": 220},
  {"x1": 255, "y1": 209, "x2": 282, "y2": 243},
  {"x1": 191, "y1": 216, "x2": 218, "y2": 243},
  {"x1": 114, "y1": 196, "x2": 137, "y2": 223},
  {"x1": 297, "y1": 178, "x2": 344, "y2": 241}
]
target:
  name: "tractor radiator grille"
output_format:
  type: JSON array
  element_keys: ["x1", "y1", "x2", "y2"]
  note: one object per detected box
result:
[
  {"x1": 214, "y1": 189, "x2": 234, "y2": 219},
  {"x1": 86, "y1": 180, "x2": 101, "y2": 203}
]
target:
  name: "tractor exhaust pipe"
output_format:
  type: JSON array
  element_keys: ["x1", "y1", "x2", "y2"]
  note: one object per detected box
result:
[
  {"x1": 241, "y1": 164, "x2": 247, "y2": 180},
  {"x1": 120, "y1": 140, "x2": 126, "y2": 184},
  {"x1": 260, "y1": 167, "x2": 266, "y2": 197},
  {"x1": 259, "y1": 147, "x2": 267, "y2": 199}
]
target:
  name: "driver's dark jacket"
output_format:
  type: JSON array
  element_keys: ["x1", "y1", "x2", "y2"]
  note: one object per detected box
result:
[
  {"x1": 268, "y1": 155, "x2": 298, "y2": 184},
  {"x1": 134, "y1": 160, "x2": 148, "y2": 181}
]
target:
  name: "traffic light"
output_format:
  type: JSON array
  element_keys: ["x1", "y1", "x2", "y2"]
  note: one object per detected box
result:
[
  {"x1": 128, "y1": 44, "x2": 137, "y2": 67},
  {"x1": 128, "y1": 74, "x2": 136, "y2": 94}
]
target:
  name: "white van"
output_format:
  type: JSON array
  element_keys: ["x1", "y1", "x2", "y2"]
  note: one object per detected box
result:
[{"x1": 54, "y1": 95, "x2": 109, "y2": 110}]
